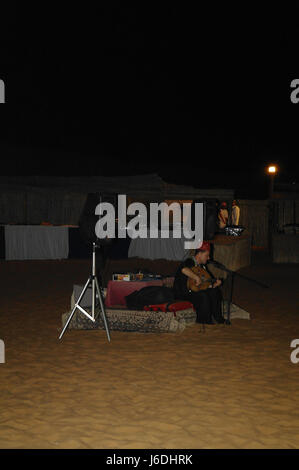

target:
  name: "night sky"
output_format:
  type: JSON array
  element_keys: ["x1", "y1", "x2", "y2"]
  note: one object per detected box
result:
[{"x1": 0, "y1": 4, "x2": 299, "y2": 198}]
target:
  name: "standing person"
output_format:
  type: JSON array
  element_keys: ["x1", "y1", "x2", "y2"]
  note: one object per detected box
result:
[
  {"x1": 173, "y1": 242, "x2": 225, "y2": 325},
  {"x1": 218, "y1": 202, "x2": 229, "y2": 230},
  {"x1": 231, "y1": 200, "x2": 240, "y2": 226}
]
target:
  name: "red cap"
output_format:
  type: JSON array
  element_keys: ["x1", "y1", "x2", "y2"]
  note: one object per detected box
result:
[
  {"x1": 221, "y1": 202, "x2": 227, "y2": 208},
  {"x1": 198, "y1": 241, "x2": 211, "y2": 252}
]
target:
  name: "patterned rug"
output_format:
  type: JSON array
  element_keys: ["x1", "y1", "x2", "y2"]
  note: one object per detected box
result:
[
  {"x1": 223, "y1": 302, "x2": 250, "y2": 320},
  {"x1": 61, "y1": 306, "x2": 196, "y2": 333}
]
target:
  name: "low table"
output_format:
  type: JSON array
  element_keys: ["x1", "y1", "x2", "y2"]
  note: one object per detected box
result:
[{"x1": 105, "y1": 279, "x2": 164, "y2": 308}]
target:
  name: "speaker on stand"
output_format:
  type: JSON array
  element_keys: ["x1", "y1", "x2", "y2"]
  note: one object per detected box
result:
[{"x1": 78, "y1": 193, "x2": 116, "y2": 283}]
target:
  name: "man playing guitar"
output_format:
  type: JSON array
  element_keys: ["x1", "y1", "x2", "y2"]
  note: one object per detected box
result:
[{"x1": 173, "y1": 241, "x2": 225, "y2": 325}]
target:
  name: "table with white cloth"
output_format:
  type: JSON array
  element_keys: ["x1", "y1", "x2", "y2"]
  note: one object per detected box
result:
[
  {"x1": 128, "y1": 229, "x2": 191, "y2": 261},
  {"x1": 4, "y1": 225, "x2": 70, "y2": 260}
]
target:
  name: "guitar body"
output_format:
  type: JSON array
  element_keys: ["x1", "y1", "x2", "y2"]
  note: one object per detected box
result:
[{"x1": 187, "y1": 265, "x2": 214, "y2": 292}]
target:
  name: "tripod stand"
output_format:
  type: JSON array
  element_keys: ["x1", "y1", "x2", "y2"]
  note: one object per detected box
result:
[
  {"x1": 208, "y1": 260, "x2": 270, "y2": 325},
  {"x1": 59, "y1": 242, "x2": 111, "y2": 341}
]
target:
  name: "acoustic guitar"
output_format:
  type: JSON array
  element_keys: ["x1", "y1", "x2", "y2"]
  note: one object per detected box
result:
[{"x1": 187, "y1": 265, "x2": 216, "y2": 292}]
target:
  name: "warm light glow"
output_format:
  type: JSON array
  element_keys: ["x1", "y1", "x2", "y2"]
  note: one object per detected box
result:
[{"x1": 267, "y1": 165, "x2": 277, "y2": 174}]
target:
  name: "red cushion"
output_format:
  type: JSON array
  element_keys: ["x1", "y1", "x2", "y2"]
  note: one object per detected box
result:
[{"x1": 144, "y1": 301, "x2": 194, "y2": 313}]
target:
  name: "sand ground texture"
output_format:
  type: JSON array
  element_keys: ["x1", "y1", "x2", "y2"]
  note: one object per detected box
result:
[{"x1": 1, "y1": 252, "x2": 299, "y2": 449}]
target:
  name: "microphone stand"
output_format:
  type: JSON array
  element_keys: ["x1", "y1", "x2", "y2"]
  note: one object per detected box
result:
[{"x1": 208, "y1": 260, "x2": 269, "y2": 325}]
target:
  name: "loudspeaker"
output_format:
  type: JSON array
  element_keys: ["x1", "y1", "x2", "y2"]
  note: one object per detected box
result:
[
  {"x1": 78, "y1": 193, "x2": 116, "y2": 245},
  {"x1": 190, "y1": 198, "x2": 218, "y2": 240}
]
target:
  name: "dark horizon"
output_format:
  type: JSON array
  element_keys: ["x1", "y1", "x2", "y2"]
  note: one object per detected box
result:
[{"x1": 0, "y1": 5, "x2": 299, "y2": 199}]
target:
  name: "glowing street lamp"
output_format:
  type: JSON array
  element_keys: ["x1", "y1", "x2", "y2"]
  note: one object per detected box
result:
[
  {"x1": 266, "y1": 164, "x2": 278, "y2": 198},
  {"x1": 267, "y1": 165, "x2": 277, "y2": 174}
]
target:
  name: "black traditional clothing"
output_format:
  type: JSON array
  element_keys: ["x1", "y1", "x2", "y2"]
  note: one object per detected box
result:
[{"x1": 173, "y1": 257, "x2": 224, "y2": 324}]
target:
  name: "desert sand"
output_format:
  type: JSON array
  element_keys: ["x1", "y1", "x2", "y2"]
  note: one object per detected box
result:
[{"x1": 0, "y1": 251, "x2": 299, "y2": 449}]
